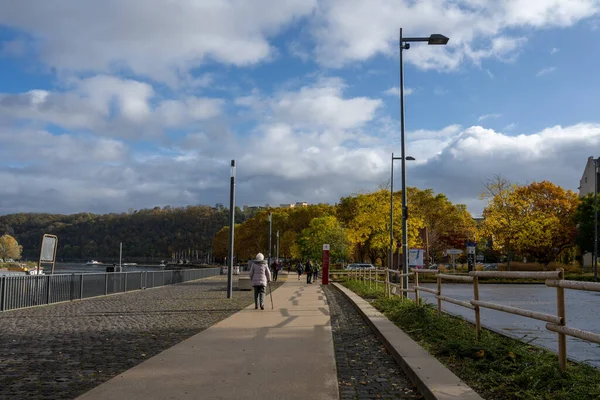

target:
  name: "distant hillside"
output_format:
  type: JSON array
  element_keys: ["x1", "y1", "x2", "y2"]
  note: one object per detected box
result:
[{"x1": 0, "y1": 205, "x2": 247, "y2": 261}]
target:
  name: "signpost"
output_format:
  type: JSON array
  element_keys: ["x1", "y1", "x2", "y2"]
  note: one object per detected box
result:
[
  {"x1": 39, "y1": 234, "x2": 58, "y2": 274},
  {"x1": 466, "y1": 240, "x2": 476, "y2": 272},
  {"x1": 322, "y1": 244, "x2": 330, "y2": 285},
  {"x1": 408, "y1": 248, "x2": 424, "y2": 269},
  {"x1": 445, "y1": 248, "x2": 462, "y2": 270}
]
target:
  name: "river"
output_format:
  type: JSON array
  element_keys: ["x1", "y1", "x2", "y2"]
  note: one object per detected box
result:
[
  {"x1": 0, "y1": 262, "x2": 166, "y2": 276},
  {"x1": 411, "y1": 283, "x2": 600, "y2": 369}
]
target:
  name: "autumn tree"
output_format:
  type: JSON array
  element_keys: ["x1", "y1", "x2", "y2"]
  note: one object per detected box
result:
[
  {"x1": 0, "y1": 234, "x2": 22, "y2": 260},
  {"x1": 479, "y1": 175, "x2": 521, "y2": 269},
  {"x1": 510, "y1": 181, "x2": 579, "y2": 264},
  {"x1": 480, "y1": 177, "x2": 579, "y2": 267}
]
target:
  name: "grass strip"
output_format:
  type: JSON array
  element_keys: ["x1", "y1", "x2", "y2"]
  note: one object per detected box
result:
[{"x1": 342, "y1": 279, "x2": 600, "y2": 400}]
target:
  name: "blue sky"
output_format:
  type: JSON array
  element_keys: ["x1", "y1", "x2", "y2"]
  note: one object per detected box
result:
[{"x1": 1, "y1": 0, "x2": 599, "y2": 216}]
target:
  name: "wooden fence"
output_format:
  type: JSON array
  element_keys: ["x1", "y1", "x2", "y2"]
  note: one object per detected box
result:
[{"x1": 339, "y1": 267, "x2": 600, "y2": 372}]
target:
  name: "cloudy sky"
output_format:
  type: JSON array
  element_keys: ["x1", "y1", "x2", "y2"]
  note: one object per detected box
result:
[{"x1": 1, "y1": 0, "x2": 599, "y2": 217}]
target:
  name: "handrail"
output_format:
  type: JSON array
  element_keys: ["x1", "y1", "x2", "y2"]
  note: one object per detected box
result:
[
  {"x1": 545, "y1": 279, "x2": 600, "y2": 292},
  {"x1": 471, "y1": 299, "x2": 563, "y2": 325},
  {"x1": 436, "y1": 273, "x2": 473, "y2": 282},
  {"x1": 470, "y1": 270, "x2": 561, "y2": 280}
]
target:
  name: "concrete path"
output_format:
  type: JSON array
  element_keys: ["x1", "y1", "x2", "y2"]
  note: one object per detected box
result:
[{"x1": 78, "y1": 276, "x2": 339, "y2": 400}]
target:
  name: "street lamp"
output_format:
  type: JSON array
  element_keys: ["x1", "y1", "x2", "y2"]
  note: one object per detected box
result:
[
  {"x1": 227, "y1": 160, "x2": 236, "y2": 299},
  {"x1": 594, "y1": 157, "x2": 599, "y2": 281},
  {"x1": 390, "y1": 153, "x2": 415, "y2": 277},
  {"x1": 399, "y1": 28, "x2": 449, "y2": 293}
]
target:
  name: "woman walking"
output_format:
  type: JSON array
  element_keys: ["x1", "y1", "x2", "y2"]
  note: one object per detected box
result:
[{"x1": 249, "y1": 253, "x2": 272, "y2": 310}]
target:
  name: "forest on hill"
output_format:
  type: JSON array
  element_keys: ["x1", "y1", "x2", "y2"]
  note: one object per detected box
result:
[{"x1": 0, "y1": 205, "x2": 247, "y2": 261}]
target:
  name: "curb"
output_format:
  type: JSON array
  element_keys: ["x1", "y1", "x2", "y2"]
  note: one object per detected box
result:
[{"x1": 332, "y1": 283, "x2": 483, "y2": 400}]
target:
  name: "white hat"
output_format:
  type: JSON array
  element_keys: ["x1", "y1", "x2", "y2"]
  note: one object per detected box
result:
[{"x1": 255, "y1": 253, "x2": 265, "y2": 261}]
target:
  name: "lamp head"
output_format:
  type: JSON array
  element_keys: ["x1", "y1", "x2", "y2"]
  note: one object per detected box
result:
[{"x1": 428, "y1": 34, "x2": 449, "y2": 45}]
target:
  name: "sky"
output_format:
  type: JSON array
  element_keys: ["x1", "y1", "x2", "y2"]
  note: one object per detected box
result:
[{"x1": 1, "y1": 0, "x2": 600, "y2": 217}]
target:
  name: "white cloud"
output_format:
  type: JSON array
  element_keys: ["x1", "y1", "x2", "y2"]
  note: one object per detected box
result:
[
  {"x1": 536, "y1": 66, "x2": 557, "y2": 76},
  {"x1": 551, "y1": 47, "x2": 560, "y2": 55},
  {"x1": 312, "y1": 0, "x2": 599, "y2": 69},
  {"x1": 504, "y1": 123, "x2": 517, "y2": 131},
  {"x1": 0, "y1": 0, "x2": 318, "y2": 85},
  {"x1": 478, "y1": 113, "x2": 502, "y2": 121},
  {"x1": 0, "y1": 76, "x2": 224, "y2": 136},
  {"x1": 238, "y1": 77, "x2": 382, "y2": 130},
  {"x1": 383, "y1": 86, "x2": 413, "y2": 96}
]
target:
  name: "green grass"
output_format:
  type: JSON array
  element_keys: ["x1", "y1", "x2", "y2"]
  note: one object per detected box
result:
[{"x1": 342, "y1": 279, "x2": 600, "y2": 400}]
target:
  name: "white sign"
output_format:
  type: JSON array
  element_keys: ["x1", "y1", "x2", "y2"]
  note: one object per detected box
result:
[
  {"x1": 467, "y1": 246, "x2": 476, "y2": 255},
  {"x1": 445, "y1": 249, "x2": 463, "y2": 255},
  {"x1": 40, "y1": 235, "x2": 58, "y2": 262},
  {"x1": 323, "y1": 244, "x2": 330, "y2": 251},
  {"x1": 408, "y1": 249, "x2": 424, "y2": 268}
]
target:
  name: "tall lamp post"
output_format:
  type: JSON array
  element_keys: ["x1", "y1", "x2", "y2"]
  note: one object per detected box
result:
[
  {"x1": 268, "y1": 212, "x2": 273, "y2": 269},
  {"x1": 594, "y1": 157, "x2": 599, "y2": 280},
  {"x1": 227, "y1": 160, "x2": 236, "y2": 299},
  {"x1": 399, "y1": 28, "x2": 449, "y2": 293},
  {"x1": 390, "y1": 153, "x2": 414, "y2": 287}
]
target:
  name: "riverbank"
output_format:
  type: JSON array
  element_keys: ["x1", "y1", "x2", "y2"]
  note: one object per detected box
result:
[{"x1": 342, "y1": 279, "x2": 600, "y2": 399}]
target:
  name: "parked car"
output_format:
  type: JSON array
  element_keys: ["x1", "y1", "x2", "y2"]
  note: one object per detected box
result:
[{"x1": 345, "y1": 263, "x2": 376, "y2": 270}]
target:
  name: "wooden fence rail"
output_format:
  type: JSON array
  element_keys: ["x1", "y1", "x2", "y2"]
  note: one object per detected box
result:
[{"x1": 334, "y1": 266, "x2": 600, "y2": 372}]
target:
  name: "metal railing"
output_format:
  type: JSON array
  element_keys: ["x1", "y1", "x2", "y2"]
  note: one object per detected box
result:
[
  {"x1": 0, "y1": 268, "x2": 220, "y2": 312},
  {"x1": 343, "y1": 267, "x2": 600, "y2": 372}
]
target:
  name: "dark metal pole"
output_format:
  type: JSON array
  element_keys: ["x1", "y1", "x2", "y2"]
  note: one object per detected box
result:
[
  {"x1": 227, "y1": 160, "x2": 236, "y2": 299},
  {"x1": 390, "y1": 153, "x2": 394, "y2": 272},
  {"x1": 400, "y1": 27, "x2": 409, "y2": 297},
  {"x1": 594, "y1": 158, "x2": 598, "y2": 281},
  {"x1": 276, "y1": 230, "x2": 280, "y2": 261},
  {"x1": 268, "y1": 212, "x2": 272, "y2": 270}
]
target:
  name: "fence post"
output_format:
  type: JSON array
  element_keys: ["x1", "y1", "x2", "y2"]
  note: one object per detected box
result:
[
  {"x1": 105, "y1": 273, "x2": 108, "y2": 296},
  {"x1": 0, "y1": 277, "x2": 5, "y2": 311},
  {"x1": 415, "y1": 270, "x2": 420, "y2": 306},
  {"x1": 124, "y1": 272, "x2": 128, "y2": 292},
  {"x1": 385, "y1": 268, "x2": 389, "y2": 297},
  {"x1": 474, "y1": 276, "x2": 481, "y2": 341},
  {"x1": 437, "y1": 275, "x2": 441, "y2": 317},
  {"x1": 80, "y1": 274, "x2": 84, "y2": 300},
  {"x1": 556, "y1": 268, "x2": 567, "y2": 372},
  {"x1": 46, "y1": 275, "x2": 51, "y2": 305},
  {"x1": 369, "y1": 268, "x2": 372, "y2": 289}
]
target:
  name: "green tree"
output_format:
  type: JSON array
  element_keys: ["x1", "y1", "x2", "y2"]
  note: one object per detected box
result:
[
  {"x1": 574, "y1": 194, "x2": 599, "y2": 258},
  {"x1": 0, "y1": 234, "x2": 23, "y2": 260},
  {"x1": 297, "y1": 216, "x2": 350, "y2": 262}
]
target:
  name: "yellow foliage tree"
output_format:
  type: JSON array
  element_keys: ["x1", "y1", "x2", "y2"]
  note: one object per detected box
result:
[{"x1": 0, "y1": 234, "x2": 22, "y2": 261}]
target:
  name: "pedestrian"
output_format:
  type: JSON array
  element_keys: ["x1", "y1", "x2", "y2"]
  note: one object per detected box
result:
[
  {"x1": 249, "y1": 253, "x2": 271, "y2": 310},
  {"x1": 271, "y1": 259, "x2": 279, "y2": 282},
  {"x1": 296, "y1": 261, "x2": 304, "y2": 280},
  {"x1": 305, "y1": 260, "x2": 313, "y2": 284},
  {"x1": 313, "y1": 262, "x2": 319, "y2": 282}
]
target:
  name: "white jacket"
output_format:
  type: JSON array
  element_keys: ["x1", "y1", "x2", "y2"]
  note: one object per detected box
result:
[{"x1": 249, "y1": 260, "x2": 272, "y2": 287}]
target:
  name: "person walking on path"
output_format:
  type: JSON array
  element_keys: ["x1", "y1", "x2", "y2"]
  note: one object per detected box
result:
[
  {"x1": 271, "y1": 260, "x2": 279, "y2": 282},
  {"x1": 296, "y1": 261, "x2": 304, "y2": 280},
  {"x1": 305, "y1": 260, "x2": 313, "y2": 284},
  {"x1": 312, "y1": 262, "x2": 320, "y2": 282},
  {"x1": 249, "y1": 253, "x2": 271, "y2": 310}
]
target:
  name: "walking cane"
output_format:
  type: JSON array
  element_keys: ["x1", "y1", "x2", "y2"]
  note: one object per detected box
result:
[{"x1": 268, "y1": 281, "x2": 274, "y2": 309}]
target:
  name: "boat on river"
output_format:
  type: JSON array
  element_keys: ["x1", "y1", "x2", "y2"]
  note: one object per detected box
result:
[{"x1": 86, "y1": 260, "x2": 102, "y2": 265}]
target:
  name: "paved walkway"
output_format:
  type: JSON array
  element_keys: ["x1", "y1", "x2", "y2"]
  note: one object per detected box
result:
[{"x1": 78, "y1": 276, "x2": 339, "y2": 400}]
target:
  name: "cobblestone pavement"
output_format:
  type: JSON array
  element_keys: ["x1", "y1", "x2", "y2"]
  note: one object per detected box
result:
[
  {"x1": 0, "y1": 275, "x2": 284, "y2": 400},
  {"x1": 323, "y1": 286, "x2": 423, "y2": 400}
]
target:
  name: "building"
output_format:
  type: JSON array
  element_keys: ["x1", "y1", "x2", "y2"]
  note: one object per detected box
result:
[
  {"x1": 294, "y1": 202, "x2": 308, "y2": 207},
  {"x1": 579, "y1": 156, "x2": 600, "y2": 197},
  {"x1": 578, "y1": 156, "x2": 599, "y2": 266},
  {"x1": 279, "y1": 203, "x2": 295, "y2": 208}
]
